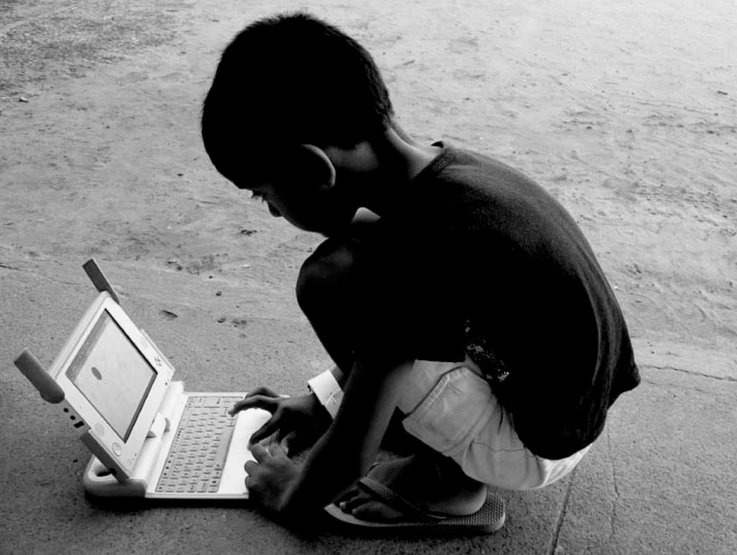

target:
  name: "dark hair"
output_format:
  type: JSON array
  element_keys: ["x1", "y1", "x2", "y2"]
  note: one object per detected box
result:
[{"x1": 201, "y1": 12, "x2": 394, "y2": 183}]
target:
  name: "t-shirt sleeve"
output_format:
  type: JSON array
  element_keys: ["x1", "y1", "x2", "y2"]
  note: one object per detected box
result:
[{"x1": 351, "y1": 221, "x2": 468, "y2": 363}]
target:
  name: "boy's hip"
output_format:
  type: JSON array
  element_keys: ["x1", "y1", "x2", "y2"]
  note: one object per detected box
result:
[{"x1": 397, "y1": 356, "x2": 592, "y2": 490}]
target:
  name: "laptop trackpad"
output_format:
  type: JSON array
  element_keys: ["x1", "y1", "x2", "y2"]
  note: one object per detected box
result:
[{"x1": 219, "y1": 408, "x2": 271, "y2": 495}]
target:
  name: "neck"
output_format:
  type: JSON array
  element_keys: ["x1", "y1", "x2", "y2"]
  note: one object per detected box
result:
[
  {"x1": 379, "y1": 122, "x2": 439, "y2": 179},
  {"x1": 332, "y1": 123, "x2": 440, "y2": 216}
]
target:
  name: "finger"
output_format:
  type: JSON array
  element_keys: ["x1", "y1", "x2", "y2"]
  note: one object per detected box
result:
[
  {"x1": 281, "y1": 431, "x2": 298, "y2": 456},
  {"x1": 244, "y1": 460, "x2": 258, "y2": 475},
  {"x1": 229, "y1": 394, "x2": 280, "y2": 416},
  {"x1": 230, "y1": 386, "x2": 280, "y2": 415},
  {"x1": 244, "y1": 386, "x2": 279, "y2": 399},
  {"x1": 248, "y1": 417, "x2": 284, "y2": 446},
  {"x1": 250, "y1": 443, "x2": 269, "y2": 463}
]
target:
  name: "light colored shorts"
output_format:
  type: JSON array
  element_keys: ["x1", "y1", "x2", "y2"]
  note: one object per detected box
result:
[{"x1": 396, "y1": 356, "x2": 592, "y2": 490}]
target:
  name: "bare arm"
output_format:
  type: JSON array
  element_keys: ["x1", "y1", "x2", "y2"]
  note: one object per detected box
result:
[
  {"x1": 245, "y1": 356, "x2": 414, "y2": 522},
  {"x1": 284, "y1": 357, "x2": 413, "y2": 514}
]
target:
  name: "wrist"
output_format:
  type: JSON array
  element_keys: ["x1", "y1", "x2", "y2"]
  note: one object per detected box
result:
[
  {"x1": 278, "y1": 470, "x2": 328, "y2": 529},
  {"x1": 273, "y1": 477, "x2": 314, "y2": 530}
]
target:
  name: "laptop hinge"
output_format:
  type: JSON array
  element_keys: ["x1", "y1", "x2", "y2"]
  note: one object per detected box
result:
[
  {"x1": 146, "y1": 412, "x2": 168, "y2": 439},
  {"x1": 158, "y1": 380, "x2": 184, "y2": 426}
]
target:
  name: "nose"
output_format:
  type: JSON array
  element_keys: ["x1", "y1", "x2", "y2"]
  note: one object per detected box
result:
[{"x1": 267, "y1": 203, "x2": 282, "y2": 218}]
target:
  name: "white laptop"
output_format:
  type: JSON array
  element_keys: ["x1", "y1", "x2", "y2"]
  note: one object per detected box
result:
[{"x1": 14, "y1": 262, "x2": 270, "y2": 500}]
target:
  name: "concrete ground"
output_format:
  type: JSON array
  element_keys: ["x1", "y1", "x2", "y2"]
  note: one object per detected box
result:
[{"x1": 1, "y1": 0, "x2": 735, "y2": 554}]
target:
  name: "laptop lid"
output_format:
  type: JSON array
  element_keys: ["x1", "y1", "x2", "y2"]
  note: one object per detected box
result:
[{"x1": 48, "y1": 292, "x2": 174, "y2": 478}]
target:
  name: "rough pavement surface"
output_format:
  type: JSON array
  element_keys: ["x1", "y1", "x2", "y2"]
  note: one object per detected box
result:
[{"x1": 1, "y1": 0, "x2": 735, "y2": 553}]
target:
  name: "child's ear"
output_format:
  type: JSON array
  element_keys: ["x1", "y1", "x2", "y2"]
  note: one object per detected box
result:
[{"x1": 297, "y1": 144, "x2": 336, "y2": 191}]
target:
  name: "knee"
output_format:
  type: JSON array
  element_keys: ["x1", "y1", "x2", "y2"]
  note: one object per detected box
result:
[{"x1": 296, "y1": 238, "x2": 359, "y2": 311}]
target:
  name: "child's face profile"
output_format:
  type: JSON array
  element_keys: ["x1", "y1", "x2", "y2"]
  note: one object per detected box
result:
[
  {"x1": 240, "y1": 173, "x2": 356, "y2": 237},
  {"x1": 234, "y1": 144, "x2": 360, "y2": 236}
]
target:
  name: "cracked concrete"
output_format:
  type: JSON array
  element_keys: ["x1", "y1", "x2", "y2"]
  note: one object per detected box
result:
[
  {"x1": 548, "y1": 469, "x2": 577, "y2": 555},
  {"x1": 646, "y1": 365, "x2": 737, "y2": 383},
  {"x1": 604, "y1": 429, "x2": 620, "y2": 548},
  {"x1": 555, "y1": 367, "x2": 737, "y2": 554}
]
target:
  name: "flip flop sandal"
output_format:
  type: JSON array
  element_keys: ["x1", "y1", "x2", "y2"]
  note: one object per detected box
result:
[{"x1": 324, "y1": 477, "x2": 506, "y2": 534}]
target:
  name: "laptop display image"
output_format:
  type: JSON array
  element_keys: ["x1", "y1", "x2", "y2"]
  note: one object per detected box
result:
[{"x1": 68, "y1": 310, "x2": 157, "y2": 443}]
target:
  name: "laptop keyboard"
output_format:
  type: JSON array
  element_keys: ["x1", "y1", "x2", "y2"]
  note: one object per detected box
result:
[{"x1": 155, "y1": 395, "x2": 242, "y2": 494}]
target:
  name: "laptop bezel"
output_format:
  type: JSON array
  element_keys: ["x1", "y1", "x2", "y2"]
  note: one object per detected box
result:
[{"x1": 50, "y1": 292, "x2": 174, "y2": 477}]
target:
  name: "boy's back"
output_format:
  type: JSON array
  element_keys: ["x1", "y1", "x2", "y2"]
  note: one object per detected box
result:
[{"x1": 352, "y1": 143, "x2": 639, "y2": 460}]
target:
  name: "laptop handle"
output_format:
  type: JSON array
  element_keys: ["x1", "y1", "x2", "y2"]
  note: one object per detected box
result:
[
  {"x1": 83, "y1": 258, "x2": 120, "y2": 304},
  {"x1": 14, "y1": 349, "x2": 65, "y2": 404}
]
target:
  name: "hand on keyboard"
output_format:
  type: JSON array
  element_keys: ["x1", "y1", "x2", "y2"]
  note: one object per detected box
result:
[{"x1": 230, "y1": 387, "x2": 331, "y2": 457}]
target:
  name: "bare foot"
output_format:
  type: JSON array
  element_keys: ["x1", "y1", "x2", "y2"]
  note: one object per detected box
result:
[{"x1": 337, "y1": 452, "x2": 487, "y2": 523}]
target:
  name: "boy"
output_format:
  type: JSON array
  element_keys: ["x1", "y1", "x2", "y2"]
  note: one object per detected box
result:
[{"x1": 200, "y1": 12, "x2": 640, "y2": 529}]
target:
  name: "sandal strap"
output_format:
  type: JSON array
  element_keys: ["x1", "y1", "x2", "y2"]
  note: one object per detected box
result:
[{"x1": 357, "y1": 478, "x2": 447, "y2": 522}]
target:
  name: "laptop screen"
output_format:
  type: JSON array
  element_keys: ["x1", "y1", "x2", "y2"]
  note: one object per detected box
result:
[{"x1": 66, "y1": 310, "x2": 157, "y2": 441}]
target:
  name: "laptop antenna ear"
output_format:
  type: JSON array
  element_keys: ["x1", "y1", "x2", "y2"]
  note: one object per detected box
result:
[
  {"x1": 83, "y1": 258, "x2": 121, "y2": 304},
  {"x1": 14, "y1": 350, "x2": 65, "y2": 404}
]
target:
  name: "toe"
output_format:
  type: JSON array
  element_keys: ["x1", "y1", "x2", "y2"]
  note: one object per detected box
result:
[
  {"x1": 336, "y1": 485, "x2": 362, "y2": 505},
  {"x1": 340, "y1": 490, "x2": 372, "y2": 513},
  {"x1": 351, "y1": 500, "x2": 403, "y2": 522}
]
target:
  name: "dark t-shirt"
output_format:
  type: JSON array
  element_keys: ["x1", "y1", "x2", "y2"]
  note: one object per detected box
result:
[{"x1": 352, "y1": 144, "x2": 640, "y2": 460}]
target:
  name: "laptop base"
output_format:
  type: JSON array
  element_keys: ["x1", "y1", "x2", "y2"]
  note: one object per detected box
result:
[{"x1": 84, "y1": 457, "x2": 148, "y2": 497}]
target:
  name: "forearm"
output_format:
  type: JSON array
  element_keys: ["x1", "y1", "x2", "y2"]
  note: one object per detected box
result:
[
  {"x1": 282, "y1": 358, "x2": 413, "y2": 517},
  {"x1": 280, "y1": 420, "x2": 363, "y2": 519}
]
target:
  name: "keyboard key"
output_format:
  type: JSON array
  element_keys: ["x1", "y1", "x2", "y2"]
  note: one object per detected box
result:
[{"x1": 155, "y1": 396, "x2": 238, "y2": 494}]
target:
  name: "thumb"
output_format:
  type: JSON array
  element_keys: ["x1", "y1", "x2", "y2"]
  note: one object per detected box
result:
[
  {"x1": 268, "y1": 442, "x2": 287, "y2": 459},
  {"x1": 250, "y1": 443, "x2": 269, "y2": 463},
  {"x1": 281, "y1": 431, "x2": 298, "y2": 456}
]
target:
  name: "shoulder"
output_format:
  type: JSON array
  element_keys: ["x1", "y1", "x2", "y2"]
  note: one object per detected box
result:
[
  {"x1": 433, "y1": 145, "x2": 536, "y2": 185},
  {"x1": 416, "y1": 144, "x2": 547, "y2": 213}
]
